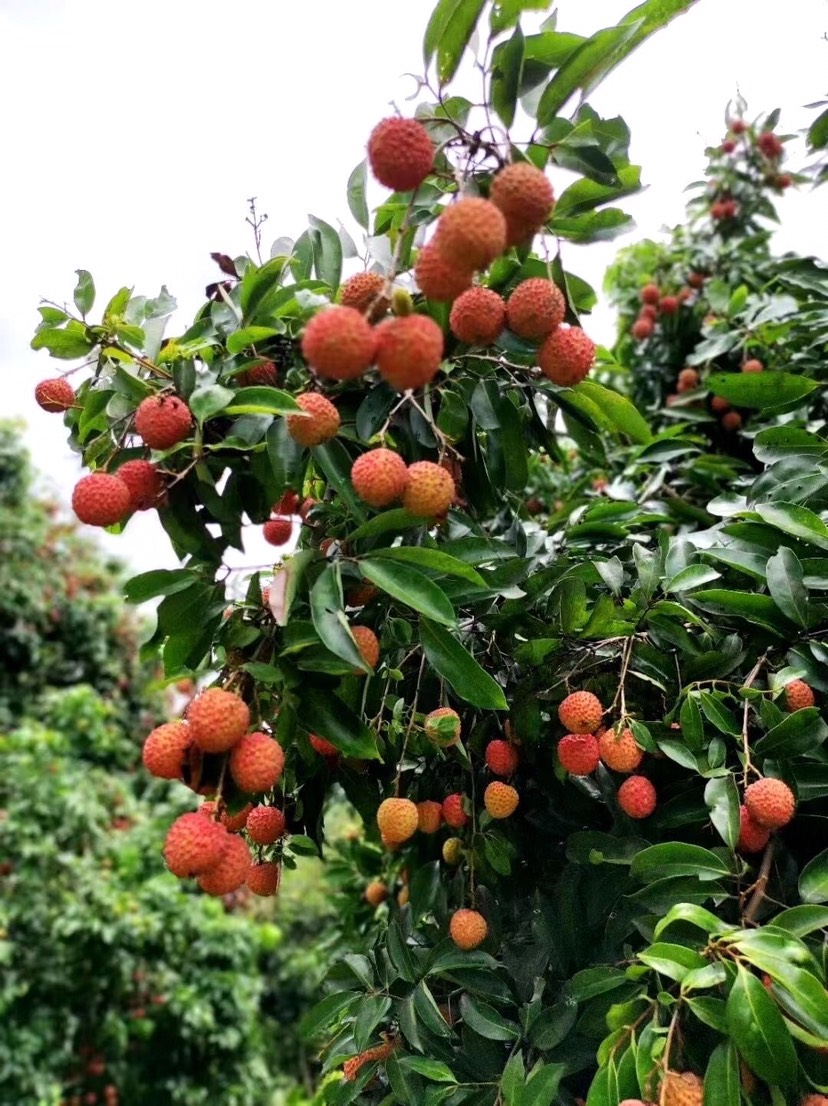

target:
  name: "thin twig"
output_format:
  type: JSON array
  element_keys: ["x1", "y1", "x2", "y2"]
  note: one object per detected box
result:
[{"x1": 743, "y1": 839, "x2": 776, "y2": 924}]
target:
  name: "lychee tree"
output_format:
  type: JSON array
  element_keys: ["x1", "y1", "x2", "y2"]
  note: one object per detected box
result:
[{"x1": 29, "y1": 2, "x2": 828, "y2": 1105}]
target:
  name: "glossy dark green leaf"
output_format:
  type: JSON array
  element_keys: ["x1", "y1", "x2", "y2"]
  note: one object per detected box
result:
[
  {"x1": 308, "y1": 214, "x2": 343, "y2": 291},
  {"x1": 299, "y1": 990, "x2": 360, "y2": 1039},
  {"x1": 575, "y1": 380, "x2": 652, "y2": 443},
  {"x1": 631, "y1": 842, "x2": 732, "y2": 882},
  {"x1": 189, "y1": 384, "x2": 235, "y2": 423},
  {"x1": 680, "y1": 694, "x2": 705, "y2": 750},
  {"x1": 564, "y1": 966, "x2": 628, "y2": 1001},
  {"x1": 294, "y1": 686, "x2": 380, "y2": 760},
  {"x1": 353, "y1": 995, "x2": 392, "y2": 1052},
  {"x1": 314, "y1": 440, "x2": 367, "y2": 521},
  {"x1": 424, "y1": 0, "x2": 487, "y2": 85},
  {"x1": 124, "y1": 569, "x2": 198, "y2": 604},
  {"x1": 756, "y1": 502, "x2": 828, "y2": 552},
  {"x1": 725, "y1": 965, "x2": 797, "y2": 1089},
  {"x1": 771, "y1": 905, "x2": 828, "y2": 936},
  {"x1": 555, "y1": 165, "x2": 642, "y2": 217},
  {"x1": 491, "y1": 25, "x2": 524, "y2": 128},
  {"x1": 31, "y1": 322, "x2": 96, "y2": 359},
  {"x1": 368, "y1": 546, "x2": 485, "y2": 586},
  {"x1": 637, "y1": 942, "x2": 706, "y2": 982},
  {"x1": 347, "y1": 160, "x2": 370, "y2": 230},
  {"x1": 522, "y1": 1062, "x2": 564, "y2": 1106},
  {"x1": 310, "y1": 564, "x2": 371, "y2": 672},
  {"x1": 398, "y1": 1057, "x2": 457, "y2": 1082},
  {"x1": 704, "y1": 775, "x2": 740, "y2": 849},
  {"x1": 361, "y1": 559, "x2": 457, "y2": 626},
  {"x1": 536, "y1": 25, "x2": 639, "y2": 123},
  {"x1": 691, "y1": 590, "x2": 795, "y2": 635},
  {"x1": 754, "y1": 708, "x2": 828, "y2": 758},
  {"x1": 799, "y1": 848, "x2": 828, "y2": 903},
  {"x1": 224, "y1": 386, "x2": 302, "y2": 416},
  {"x1": 703, "y1": 1041, "x2": 740, "y2": 1106},
  {"x1": 766, "y1": 547, "x2": 811, "y2": 627},
  {"x1": 697, "y1": 692, "x2": 740, "y2": 735},
  {"x1": 458, "y1": 995, "x2": 520, "y2": 1040},
  {"x1": 707, "y1": 371, "x2": 817, "y2": 410},
  {"x1": 419, "y1": 618, "x2": 508, "y2": 709}
]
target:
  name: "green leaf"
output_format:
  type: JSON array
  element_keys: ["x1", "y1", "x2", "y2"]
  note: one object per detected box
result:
[
  {"x1": 347, "y1": 509, "x2": 421, "y2": 542},
  {"x1": 523, "y1": 1063, "x2": 564, "y2": 1106},
  {"x1": 419, "y1": 618, "x2": 508, "y2": 709},
  {"x1": 564, "y1": 966, "x2": 628, "y2": 1001},
  {"x1": 353, "y1": 995, "x2": 392, "y2": 1052},
  {"x1": 799, "y1": 848, "x2": 828, "y2": 903},
  {"x1": 536, "y1": 25, "x2": 640, "y2": 124},
  {"x1": 691, "y1": 590, "x2": 795, "y2": 635},
  {"x1": 500, "y1": 1050, "x2": 525, "y2": 1106},
  {"x1": 309, "y1": 214, "x2": 343, "y2": 291},
  {"x1": 491, "y1": 25, "x2": 524, "y2": 128},
  {"x1": 413, "y1": 982, "x2": 453, "y2": 1038},
  {"x1": 698, "y1": 692, "x2": 740, "y2": 736},
  {"x1": 725, "y1": 965, "x2": 797, "y2": 1089},
  {"x1": 766, "y1": 547, "x2": 810, "y2": 628},
  {"x1": 226, "y1": 325, "x2": 282, "y2": 355},
  {"x1": 124, "y1": 569, "x2": 197, "y2": 603},
  {"x1": 299, "y1": 991, "x2": 360, "y2": 1039},
  {"x1": 73, "y1": 269, "x2": 95, "y2": 316},
  {"x1": 575, "y1": 380, "x2": 652, "y2": 443},
  {"x1": 555, "y1": 165, "x2": 642, "y2": 217},
  {"x1": 310, "y1": 564, "x2": 371, "y2": 672},
  {"x1": 295, "y1": 686, "x2": 380, "y2": 760},
  {"x1": 703, "y1": 1042, "x2": 740, "y2": 1106},
  {"x1": 31, "y1": 323, "x2": 96, "y2": 360},
  {"x1": 368, "y1": 546, "x2": 485, "y2": 586},
  {"x1": 314, "y1": 440, "x2": 367, "y2": 522},
  {"x1": 361, "y1": 559, "x2": 457, "y2": 626},
  {"x1": 224, "y1": 386, "x2": 303, "y2": 416},
  {"x1": 680, "y1": 695, "x2": 705, "y2": 750},
  {"x1": 398, "y1": 1058, "x2": 457, "y2": 1082},
  {"x1": 631, "y1": 843, "x2": 732, "y2": 882},
  {"x1": 189, "y1": 384, "x2": 235, "y2": 423},
  {"x1": 704, "y1": 775, "x2": 740, "y2": 849},
  {"x1": 637, "y1": 942, "x2": 706, "y2": 982},
  {"x1": 771, "y1": 905, "x2": 828, "y2": 936},
  {"x1": 666, "y1": 564, "x2": 722, "y2": 592},
  {"x1": 707, "y1": 371, "x2": 817, "y2": 410},
  {"x1": 458, "y1": 995, "x2": 520, "y2": 1040},
  {"x1": 687, "y1": 997, "x2": 727, "y2": 1032},
  {"x1": 347, "y1": 160, "x2": 370, "y2": 230},
  {"x1": 490, "y1": 0, "x2": 547, "y2": 32},
  {"x1": 755, "y1": 502, "x2": 828, "y2": 552},
  {"x1": 754, "y1": 708, "x2": 828, "y2": 758},
  {"x1": 424, "y1": 0, "x2": 487, "y2": 85}
]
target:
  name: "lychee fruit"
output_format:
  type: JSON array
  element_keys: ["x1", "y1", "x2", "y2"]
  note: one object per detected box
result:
[
  {"x1": 263, "y1": 518, "x2": 293, "y2": 546},
  {"x1": 188, "y1": 688, "x2": 250, "y2": 753},
  {"x1": 134, "y1": 395, "x2": 193, "y2": 450},
  {"x1": 484, "y1": 781, "x2": 519, "y2": 819},
  {"x1": 442, "y1": 793, "x2": 469, "y2": 829},
  {"x1": 598, "y1": 727, "x2": 643, "y2": 773},
  {"x1": 662, "y1": 1071, "x2": 703, "y2": 1106},
  {"x1": 801, "y1": 1095, "x2": 828, "y2": 1106},
  {"x1": 710, "y1": 395, "x2": 730, "y2": 414},
  {"x1": 402, "y1": 461, "x2": 455, "y2": 517},
  {"x1": 757, "y1": 131, "x2": 783, "y2": 159},
  {"x1": 744, "y1": 778, "x2": 796, "y2": 830},
  {"x1": 301, "y1": 306, "x2": 376, "y2": 381},
  {"x1": 367, "y1": 117, "x2": 434, "y2": 192},
  {"x1": 197, "y1": 833, "x2": 252, "y2": 895},
  {"x1": 557, "y1": 734, "x2": 600, "y2": 776},
  {"x1": 617, "y1": 775, "x2": 657, "y2": 819},
  {"x1": 375, "y1": 314, "x2": 444, "y2": 391},
  {"x1": 365, "y1": 880, "x2": 389, "y2": 906},
  {"x1": 434, "y1": 198, "x2": 507, "y2": 271},
  {"x1": 339, "y1": 272, "x2": 389, "y2": 322},
  {"x1": 506, "y1": 278, "x2": 566, "y2": 340},
  {"x1": 414, "y1": 242, "x2": 474, "y2": 302},
  {"x1": 449, "y1": 908, "x2": 488, "y2": 950},
  {"x1": 640, "y1": 284, "x2": 660, "y2": 305},
  {"x1": 397, "y1": 885, "x2": 409, "y2": 905},
  {"x1": 659, "y1": 295, "x2": 679, "y2": 315},
  {"x1": 142, "y1": 721, "x2": 191, "y2": 779},
  {"x1": 229, "y1": 732, "x2": 285, "y2": 793},
  {"x1": 417, "y1": 800, "x2": 443, "y2": 834},
  {"x1": 677, "y1": 368, "x2": 699, "y2": 393},
  {"x1": 742, "y1": 358, "x2": 764, "y2": 373},
  {"x1": 246, "y1": 861, "x2": 281, "y2": 896},
  {"x1": 442, "y1": 837, "x2": 463, "y2": 864},
  {"x1": 351, "y1": 448, "x2": 408, "y2": 507},
  {"x1": 35, "y1": 377, "x2": 75, "y2": 412},
  {"x1": 687, "y1": 271, "x2": 705, "y2": 288},
  {"x1": 310, "y1": 734, "x2": 339, "y2": 758},
  {"x1": 72, "y1": 473, "x2": 132, "y2": 527},
  {"x1": 485, "y1": 739, "x2": 518, "y2": 776},
  {"x1": 721, "y1": 139, "x2": 736, "y2": 154},
  {"x1": 346, "y1": 582, "x2": 378, "y2": 608},
  {"x1": 273, "y1": 490, "x2": 300, "y2": 515},
  {"x1": 558, "y1": 691, "x2": 603, "y2": 734},
  {"x1": 351, "y1": 625, "x2": 380, "y2": 671},
  {"x1": 631, "y1": 317, "x2": 654, "y2": 340},
  {"x1": 737, "y1": 804, "x2": 771, "y2": 854},
  {"x1": 785, "y1": 679, "x2": 815, "y2": 711},
  {"x1": 721, "y1": 411, "x2": 742, "y2": 432},
  {"x1": 246, "y1": 805, "x2": 286, "y2": 845},
  {"x1": 222, "y1": 803, "x2": 253, "y2": 833},
  {"x1": 163, "y1": 812, "x2": 227, "y2": 878},
  {"x1": 490, "y1": 161, "x2": 555, "y2": 244},
  {"x1": 538, "y1": 326, "x2": 595, "y2": 386},
  {"x1": 116, "y1": 459, "x2": 164, "y2": 511},
  {"x1": 286, "y1": 392, "x2": 340, "y2": 447},
  {"x1": 423, "y1": 706, "x2": 461, "y2": 745},
  {"x1": 376, "y1": 797, "x2": 419, "y2": 846},
  {"x1": 449, "y1": 287, "x2": 506, "y2": 345},
  {"x1": 238, "y1": 359, "x2": 279, "y2": 387}
]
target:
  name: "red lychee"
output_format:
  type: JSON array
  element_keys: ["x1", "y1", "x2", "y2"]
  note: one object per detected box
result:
[
  {"x1": 640, "y1": 284, "x2": 660, "y2": 305},
  {"x1": 434, "y1": 198, "x2": 507, "y2": 270},
  {"x1": 351, "y1": 625, "x2": 380, "y2": 671},
  {"x1": 134, "y1": 395, "x2": 193, "y2": 450},
  {"x1": 506, "y1": 278, "x2": 566, "y2": 340},
  {"x1": 484, "y1": 781, "x2": 519, "y2": 819},
  {"x1": 163, "y1": 812, "x2": 227, "y2": 878},
  {"x1": 710, "y1": 396, "x2": 730, "y2": 414},
  {"x1": 142, "y1": 721, "x2": 191, "y2": 779},
  {"x1": 367, "y1": 117, "x2": 434, "y2": 192},
  {"x1": 197, "y1": 833, "x2": 251, "y2": 895},
  {"x1": 784, "y1": 679, "x2": 815, "y2": 711},
  {"x1": 286, "y1": 392, "x2": 340, "y2": 447},
  {"x1": 417, "y1": 800, "x2": 443, "y2": 834},
  {"x1": 339, "y1": 272, "x2": 389, "y2": 322},
  {"x1": 402, "y1": 461, "x2": 455, "y2": 518},
  {"x1": 737, "y1": 804, "x2": 770, "y2": 854},
  {"x1": 449, "y1": 908, "x2": 488, "y2": 950},
  {"x1": 538, "y1": 326, "x2": 595, "y2": 386},
  {"x1": 558, "y1": 691, "x2": 603, "y2": 734},
  {"x1": 72, "y1": 473, "x2": 132, "y2": 527},
  {"x1": 246, "y1": 805, "x2": 286, "y2": 845},
  {"x1": 376, "y1": 797, "x2": 419, "y2": 846},
  {"x1": 598, "y1": 727, "x2": 643, "y2": 773},
  {"x1": 117, "y1": 460, "x2": 164, "y2": 511},
  {"x1": 677, "y1": 368, "x2": 699, "y2": 393},
  {"x1": 309, "y1": 733, "x2": 339, "y2": 758},
  {"x1": 238, "y1": 359, "x2": 279, "y2": 387},
  {"x1": 659, "y1": 295, "x2": 679, "y2": 315},
  {"x1": 414, "y1": 242, "x2": 474, "y2": 302},
  {"x1": 490, "y1": 161, "x2": 554, "y2": 244},
  {"x1": 632, "y1": 317, "x2": 654, "y2": 340},
  {"x1": 351, "y1": 448, "x2": 408, "y2": 507},
  {"x1": 229, "y1": 732, "x2": 285, "y2": 793},
  {"x1": 557, "y1": 734, "x2": 600, "y2": 775},
  {"x1": 485, "y1": 739, "x2": 518, "y2": 776},
  {"x1": 744, "y1": 778, "x2": 796, "y2": 830},
  {"x1": 35, "y1": 377, "x2": 75, "y2": 412},
  {"x1": 375, "y1": 314, "x2": 444, "y2": 391},
  {"x1": 617, "y1": 775, "x2": 657, "y2": 819},
  {"x1": 365, "y1": 880, "x2": 389, "y2": 906},
  {"x1": 264, "y1": 517, "x2": 293, "y2": 546},
  {"x1": 246, "y1": 861, "x2": 281, "y2": 896},
  {"x1": 757, "y1": 131, "x2": 783, "y2": 159},
  {"x1": 687, "y1": 272, "x2": 705, "y2": 289},
  {"x1": 221, "y1": 803, "x2": 253, "y2": 833},
  {"x1": 442, "y1": 793, "x2": 469, "y2": 829},
  {"x1": 731, "y1": 120, "x2": 747, "y2": 135},
  {"x1": 449, "y1": 287, "x2": 506, "y2": 345},
  {"x1": 301, "y1": 306, "x2": 376, "y2": 381},
  {"x1": 742, "y1": 358, "x2": 764, "y2": 374},
  {"x1": 721, "y1": 411, "x2": 742, "y2": 432},
  {"x1": 188, "y1": 688, "x2": 250, "y2": 753}
]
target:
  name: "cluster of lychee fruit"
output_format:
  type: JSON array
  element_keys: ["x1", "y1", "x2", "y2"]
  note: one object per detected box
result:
[
  {"x1": 350, "y1": 449, "x2": 456, "y2": 517},
  {"x1": 667, "y1": 355, "x2": 765, "y2": 433},
  {"x1": 630, "y1": 281, "x2": 694, "y2": 342},
  {"x1": 719, "y1": 118, "x2": 791, "y2": 189}
]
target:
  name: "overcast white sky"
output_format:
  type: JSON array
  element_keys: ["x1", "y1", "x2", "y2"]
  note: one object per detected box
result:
[{"x1": 1, "y1": 0, "x2": 826, "y2": 577}]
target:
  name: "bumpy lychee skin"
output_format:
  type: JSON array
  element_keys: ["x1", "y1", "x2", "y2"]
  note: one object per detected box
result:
[
  {"x1": 222, "y1": 803, "x2": 253, "y2": 833},
  {"x1": 286, "y1": 392, "x2": 340, "y2": 447},
  {"x1": 351, "y1": 448, "x2": 409, "y2": 507},
  {"x1": 367, "y1": 117, "x2": 434, "y2": 192},
  {"x1": 801, "y1": 1095, "x2": 828, "y2": 1106},
  {"x1": 414, "y1": 242, "x2": 474, "y2": 302},
  {"x1": 117, "y1": 460, "x2": 164, "y2": 511},
  {"x1": 538, "y1": 326, "x2": 595, "y2": 386},
  {"x1": 434, "y1": 198, "x2": 507, "y2": 270},
  {"x1": 352, "y1": 625, "x2": 380, "y2": 671},
  {"x1": 424, "y1": 706, "x2": 461, "y2": 746},
  {"x1": 449, "y1": 287, "x2": 506, "y2": 345},
  {"x1": 662, "y1": 1070, "x2": 703, "y2": 1106},
  {"x1": 365, "y1": 880, "x2": 389, "y2": 906},
  {"x1": 559, "y1": 691, "x2": 603, "y2": 734},
  {"x1": 659, "y1": 295, "x2": 679, "y2": 315},
  {"x1": 677, "y1": 368, "x2": 699, "y2": 393},
  {"x1": 35, "y1": 377, "x2": 75, "y2": 412},
  {"x1": 640, "y1": 284, "x2": 660, "y2": 305},
  {"x1": 376, "y1": 797, "x2": 419, "y2": 846},
  {"x1": 442, "y1": 837, "x2": 463, "y2": 864},
  {"x1": 484, "y1": 781, "x2": 519, "y2": 819},
  {"x1": 339, "y1": 272, "x2": 389, "y2": 322},
  {"x1": 617, "y1": 775, "x2": 657, "y2": 819},
  {"x1": 134, "y1": 395, "x2": 193, "y2": 449},
  {"x1": 301, "y1": 306, "x2": 376, "y2": 381},
  {"x1": 247, "y1": 861, "x2": 281, "y2": 896},
  {"x1": 238, "y1": 359, "x2": 279, "y2": 387},
  {"x1": 375, "y1": 314, "x2": 444, "y2": 391},
  {"x1": 785, "y1": 678, "x2": 815, "y2": 711},
  {"x1": 490, "y1": 162, "x2": 555, "y2": 240},
  {"x1": 757, "y1": 131, "x2": 783, "y2": 159},
  {"x1": 343, "y1": 1040, "x2": 397, "y2": 1082},
  {"x1": 557, "y1": 734, "x2": 600, "y2": 776},
  {"x1": 246, "y1": 805, "x2": 286, "y2": 845},
  {"x1": 442, "y1": 793, "x2": 469, "y2": 829},
  {"x1": 197, "y1": 834, "x2": 252, "y2": 896},
  {"x1": 188, "y1": 688, "x2": 250, "y2": 753},
  {"x1": 163, "y1": 812, "x2": 227, "y2": 878},
  {"x1": 506, "y1": 279, "x2": 565, "y2": 340},
  {"x1": 310, "y1": 734, "x2": 339, "y2": 758},
  {"x1": 230, "y1": 732, "x2": 285, "y2": 793},
  {"x1": 263, "y1": 518, "x2": 293, "y2": 546},
  {"x1": 598, "y1": 727, "x2": 643, "y2": 773},
  {"x1": 72, "y1": 473, "x2": 132, "y2": 527},
  {"x1": 744, "y1": 778, "x2": 796, "y2": 830},
  {"x1": 485, "y1": 739, "x2": 519, "y2": 776},
  {"x1": 737, "y1": 804, "x2": 771, "y2": 854},
  {"x1": 417, "y1": 800, "x2": 443, "y2": 834},
  {"x1": 742, "y1": 358, "x2": 764, "y2": 374},
  {"x1": 142, "y1": 721, "x2": 191, "y2": 779},
  {"x1": 403, "y1": 461, "x2": 455, "y2": 518},
  {"x1": 449, "y1": 908, "x2": 488, "y2": 950},
  {"x1": 631, "y1": 317, "x2": 654, "y2": 340}
]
